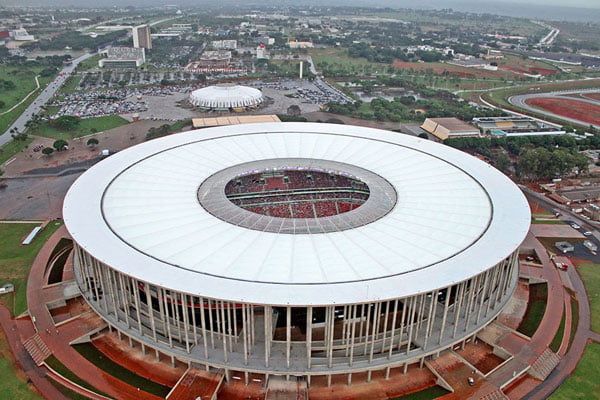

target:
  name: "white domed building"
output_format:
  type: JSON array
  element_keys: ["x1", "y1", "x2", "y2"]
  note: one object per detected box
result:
[{"x1": 189, "y1": 84, "x2": 263, "y2": 112}]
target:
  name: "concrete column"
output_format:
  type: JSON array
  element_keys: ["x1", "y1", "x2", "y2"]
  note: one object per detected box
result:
[{"x1": 306, "y1": 306, "x2": 313, "y2": 369}]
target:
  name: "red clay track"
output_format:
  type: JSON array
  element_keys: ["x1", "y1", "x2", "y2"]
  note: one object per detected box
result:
[
  {"x1": 525, "y1": 97, "x2": 600, "y2": 126},
  {"x1": 582, "y1": 92, "x2": 600, "y2": 102}
]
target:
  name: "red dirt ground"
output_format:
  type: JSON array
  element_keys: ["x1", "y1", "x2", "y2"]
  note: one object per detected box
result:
[
  {"x1": 525, "y1": 97, "x2": 600, "y2": 126},
  {"x1": 455, "y1": 342, "x2": 505, "y2": 375}
]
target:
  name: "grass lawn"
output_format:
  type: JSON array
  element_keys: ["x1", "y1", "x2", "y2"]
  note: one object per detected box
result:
[
  {"x1": 0, "y1": 67, "x2": 41, "y2": 113},
  {"x1": 566, "y1": 289, "x2": 579, "y2": 352},
  {"x1": 0, "y1": 221, "x2": 63, "y2": 316},
  {"x1": 549, "y1": 305, "x2": 566, "y2": 352},
  {"x1": 550, "y1": 342, "x2": 600, "y2": 399},
  {"x1": 73, "y1": 343, "x2": 171, "y2": 397},
  {"x1": 392, "y1": 386, "x2": 450, "y2": 399},
  {"x1": 517, "y1": 283, "x2": 548, "y2": 337},
  {"x1": 0, "y1": 326, "x2": 41, "y2": 399},
  {"x1": 0, "y1": 67, "x2": 55, "y2": 135},
  {"x1": 0, "y1": 137, "x2": 33, "y2": 166},
  {"x1": 576, "y1": 263, "x2": 600, "y2": 333},
  {"x1": 309, "y1": 48, "x2": 390, "y2": 75},
  {"x1": 29, "y1": 115, "x2": 129, "y2": 140}
]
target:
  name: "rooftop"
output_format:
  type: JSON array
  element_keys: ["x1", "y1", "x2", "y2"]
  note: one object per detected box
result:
[{"x1": 63, "y1": 122, "x2": 530, "y2": 305}]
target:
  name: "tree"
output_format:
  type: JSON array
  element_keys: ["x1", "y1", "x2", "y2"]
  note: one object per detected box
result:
[
  {"x1": 42, "y1": 147, "x2": 54, "y2": 156},
  {"x1": 53, "y1": 139, "x2": 68, "y2": 151},
  {"x1": 287, "y1": 105, "x2": 301, "y2": 117},
  {"x1": 87, "y1": 138, "x2": 99, "y2": 148},
  {"x1": 50, "y1": 115, "x2": 80, "y2": 131}
]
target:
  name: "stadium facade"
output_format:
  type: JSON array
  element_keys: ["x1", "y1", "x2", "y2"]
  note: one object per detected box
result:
[
  {"x1": 63, "y1": 123, "x2": 530, "y2": 385},
  {"x1": 189, "y1": 84, "x2": 263, "y2": 111}
]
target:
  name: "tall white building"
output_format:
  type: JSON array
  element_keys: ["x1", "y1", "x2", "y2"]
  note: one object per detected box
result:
[{"x1": 132, "y1": 24, "x2": 152, "y2": 49}]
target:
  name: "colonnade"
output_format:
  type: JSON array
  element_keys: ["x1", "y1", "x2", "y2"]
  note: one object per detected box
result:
[{"x1": 73, "y1": 244, "x2": 519, "y2": 380}]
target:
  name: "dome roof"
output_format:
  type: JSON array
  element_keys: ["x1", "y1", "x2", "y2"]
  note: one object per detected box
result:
[{"x1": 189, "y1": 85, "x2": 263, "y2": 109}]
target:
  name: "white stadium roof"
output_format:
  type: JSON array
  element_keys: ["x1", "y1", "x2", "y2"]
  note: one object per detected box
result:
[
  {"x1": 63, "y1": 123, "x2": 530, "y2": 306},
  {"x1": 189, "y1": 85, "x2": 263, "y2": 109}
]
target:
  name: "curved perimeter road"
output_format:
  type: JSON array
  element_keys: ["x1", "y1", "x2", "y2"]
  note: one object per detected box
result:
[{"x1": 509, "y1": 88, "x2": 600, "y2": 130}]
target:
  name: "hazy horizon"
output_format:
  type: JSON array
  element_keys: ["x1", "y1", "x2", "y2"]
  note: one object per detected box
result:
[{"x1": 2, "y1": 0, "x2": 600, "y2": 22}]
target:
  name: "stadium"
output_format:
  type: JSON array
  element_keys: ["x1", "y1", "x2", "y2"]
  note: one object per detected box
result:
[
  {"x1": 188, "y1": 84, "x2": 263, "y2": 112},
  {"x1": 63, "y1": 122, "x2": 530, "y2": 386}
]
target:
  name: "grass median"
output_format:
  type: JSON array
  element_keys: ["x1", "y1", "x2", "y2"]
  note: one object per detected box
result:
[{"x1": 28, "y1": 115, "x2": 129, "y2": 140}]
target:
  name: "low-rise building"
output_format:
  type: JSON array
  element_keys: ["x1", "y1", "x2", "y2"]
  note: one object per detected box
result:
[
  {"x1": 288, "y1": 40, "x2": 313, "y2": 49},
  {"x1": 99, "y1": 47, "x2": 145, "y2": 68},
  {"x1": 212, "y1": 39, "x2": 237, "y2": 50},
  {"x1": 9, "y1": 28, "x2": 34, "y2": 41},
  {"x1": 421, "y1": 117, "x2": 480, "y2": 140}
]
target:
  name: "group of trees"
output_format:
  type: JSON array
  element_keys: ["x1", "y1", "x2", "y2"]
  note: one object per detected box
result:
[
  {"x1": 0, "y1": 79, "x2": 16, "y2": 91},
  {"x1": 445, "y1": 134, "x2": 592, "y2": 180},
  {"x1": 517, "y1": 148, "x2": 588, "y2": 180},
  {"x1": 327, "y1": 95, "x2": 503, "y2": 123},
  {"x1": 22, "y1": 30, "x2": 126, "y2": 52},
  {"x1": 49, "y1": 115, "x2": 80, "y2": 131},
  {"x1": 348, "y1": 43, "x2": 410, "y2": 64},
  {"x1": 41, "y1": 138, "x2": 99, "y2": 157}
]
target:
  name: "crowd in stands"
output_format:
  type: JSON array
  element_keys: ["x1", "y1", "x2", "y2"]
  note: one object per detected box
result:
[
  {"x1": 225, "y1": 170, "x2": 368, "y2": 218},
  {"x1": 244, "y1": 201, "x2": 361, "y2": 218}
]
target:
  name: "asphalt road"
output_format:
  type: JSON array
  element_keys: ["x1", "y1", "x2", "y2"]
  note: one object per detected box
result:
[
  {"x1": 509, "y1": 88, "x2": 600, "y2": 130},
  {"x1": 0, "y1": 16, "x2": 180, "y2": 148},
  {"x1": 0, "y1": 52, "x2": 96, "y2": 146}
]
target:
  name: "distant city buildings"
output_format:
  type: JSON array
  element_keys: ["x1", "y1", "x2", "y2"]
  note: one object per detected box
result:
[
  {"x1": 288, "y1": 39, "x2": 313, "y2": 49},
  {"x1": 132, "y1": 24, "x2": 152, "y2": 50},
  {"x1": 257, "y1": 36, "x2": 275, "y2": 46},
  {"x1": 99, "y1": 47, "x2": 145, "y2": 68},
  {"x1": 212, "y1": 39, "x2": 237, "y2": 50},
  {"x1": 9, "y1": 28, "x2": 34, "y2": 41}
]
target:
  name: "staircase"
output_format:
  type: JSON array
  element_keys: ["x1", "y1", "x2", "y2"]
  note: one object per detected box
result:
[
  {"x1": 529, "y1": 348, "x2": 561, "y2": 381},
  {"x1": 23, "y1": 333, "x2": 51, "y2": 366},
  {"x1": 266, "y1": 376, "x2": 308, "y2": 400}
]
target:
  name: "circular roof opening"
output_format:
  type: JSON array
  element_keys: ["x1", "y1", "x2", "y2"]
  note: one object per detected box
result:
[
  {"x1": 198, "y1": 158, "x2": 397, "y2": 234},
  {"x1": 224, "y1": 169, "x2": 370, "y2": 219}
]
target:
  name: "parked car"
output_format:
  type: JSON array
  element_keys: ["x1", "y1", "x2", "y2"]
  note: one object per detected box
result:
[{"x1": 571, "y1": 223, "x2": 581, "y2": 229}]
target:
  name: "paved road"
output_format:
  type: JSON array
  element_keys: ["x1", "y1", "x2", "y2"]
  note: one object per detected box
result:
[
  {"x1": 0, "y1": 16, "x2": 180, "y2": 148},
  {"x1": 0, "y1": 52, "x2": 97, "y2": 146},
  {"x1": 509, "y1": 88, "x2": 600, "y2": 130}
]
